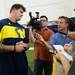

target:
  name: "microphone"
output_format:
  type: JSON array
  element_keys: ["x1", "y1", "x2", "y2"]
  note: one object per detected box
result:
[{"x1": 29, "y1": 12, "x2": 32, "y2": 19}]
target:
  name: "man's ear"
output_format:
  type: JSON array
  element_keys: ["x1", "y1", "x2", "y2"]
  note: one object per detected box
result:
[{"x1": 66, "y1": 23, "x2": 69, "y2": 27}]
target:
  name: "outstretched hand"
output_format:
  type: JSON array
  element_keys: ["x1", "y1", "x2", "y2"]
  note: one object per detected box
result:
[
  {"x1": 34, "y1": 32, "x2": 44, "y2": 42},
  {"x1": 64, "y1": 44, "x2": 74, "y2": 54}
]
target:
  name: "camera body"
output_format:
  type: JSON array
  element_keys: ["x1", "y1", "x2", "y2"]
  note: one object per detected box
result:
[{"x1": 27, "y1": 12, "x2": 42, "y2": 30}]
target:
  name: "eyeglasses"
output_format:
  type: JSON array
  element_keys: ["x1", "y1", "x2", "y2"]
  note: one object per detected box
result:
[{"x1": 40, "y1": 20, "x2": 47, "y2": 22}]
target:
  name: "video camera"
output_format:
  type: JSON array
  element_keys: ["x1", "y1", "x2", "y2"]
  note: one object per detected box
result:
[{"x1": 27, "y1": 12, "x2": 42, "y2": 30}]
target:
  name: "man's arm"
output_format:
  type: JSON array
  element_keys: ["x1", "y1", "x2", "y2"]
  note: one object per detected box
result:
[
  {"x1": 34, "y1": 33, "x2": 51, "y2": 50},
  {"x1": 29, "y1": 27, "x2": 52, "y2": 50},
  {"x1": 0, "y1": 44, "x2": 14, "y2": 52},
  {"x1": 0, "y1": 41, "x2": 29, "y2": 52},
  {"x1": 41, "y1": 39, "x2": 51, "y2": 50},
  {"x1": 16, "y1": 41, "x2": 29, "y2": 51}
]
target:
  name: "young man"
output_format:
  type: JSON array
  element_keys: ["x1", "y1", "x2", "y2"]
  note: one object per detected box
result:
[
  {"x1": 0, "y1": 4, "x2": 29, "y2": 75},
  {"x1": 29, "y1": 16, "x2": 54, "y2": 75},
  {"x1": 50, "y1": 16, "x2": 75, "y2": 75}
]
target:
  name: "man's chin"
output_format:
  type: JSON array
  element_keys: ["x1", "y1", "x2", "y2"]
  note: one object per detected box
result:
[
  {"x1": 58, "y1": 29, "x2": 63, "y2": 31},
  {"x1": 17, "y1": 19, "x2": 21, "y2": 21}
]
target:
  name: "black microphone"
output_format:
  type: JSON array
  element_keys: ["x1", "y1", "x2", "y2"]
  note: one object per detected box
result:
[
  {"x1": 35, "y1": 12, "x2": 39, "y2": 19},
  {"x1": 29, "y1": 12, "x2": 32, "y2": 20}
]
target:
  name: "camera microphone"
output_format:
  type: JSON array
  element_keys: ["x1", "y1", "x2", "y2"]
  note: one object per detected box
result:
[
  {"x1": 35, "y1": 12, "x2": 39, "y2": 19},
  {"x1": 29, "y1": 12, "x2": 32, "y2": 19}
]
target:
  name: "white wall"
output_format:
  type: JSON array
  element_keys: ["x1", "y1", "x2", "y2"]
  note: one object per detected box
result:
[
  {"x1": 0, "y1": 0, "x2": 7, "y2": 19},
  {"x1": 65, "y1": 0, "x2": 75, "y2": 17},
  {"x1": 0, "y1": 0, "x2": 75, "y2": 24}
]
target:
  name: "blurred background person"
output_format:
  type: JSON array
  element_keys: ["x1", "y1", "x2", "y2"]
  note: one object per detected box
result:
[
  {"x1": 50, "y1": 16, "x2": 75, "y2": 75},
  {"x1": 29, "y1": 15, "x2": 54, "y2": 75}
]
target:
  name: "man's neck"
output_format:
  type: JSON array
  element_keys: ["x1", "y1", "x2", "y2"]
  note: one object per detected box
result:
[
  {"x1": 60, "y1": 28, "x2": 68, "y2": 33},
  {"x1": 9, "y1": 15, "x2": 17, "y2": 23},
  {"x1": 42, "y1": 26, "x2": 47, "y2": 28},
  {"x1": 59, "y1": 29, "x2": 69, "y2": 36}
]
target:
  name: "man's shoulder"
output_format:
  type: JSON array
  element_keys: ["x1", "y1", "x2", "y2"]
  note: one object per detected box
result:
[
  {"x1": 48, "y1": 28, "x2": 54, "y2": 33},
  {"x1": 43, "y1": 27, "x2": 54, "y2": 33},
  {"x1": 54, "y1": 32, "x2": 60, "y2": 36},
  {"x1": 0, "y1": 18, "x2": 9, "y2": 30},
  {"x1": 0, "y1": 18, "x2": 9, "y2": 24},
  {"x1": 0, "y1": 18, "x2": 8, "y2": 27},
  {"x1": 51, "y1": 32, "x2": 60, "y2": 38}
]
